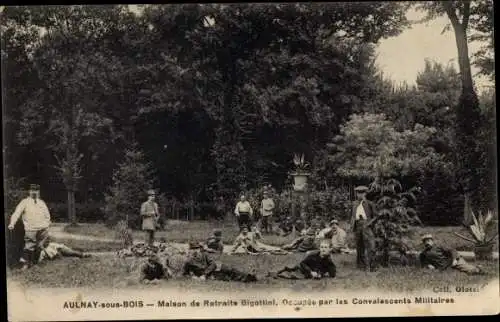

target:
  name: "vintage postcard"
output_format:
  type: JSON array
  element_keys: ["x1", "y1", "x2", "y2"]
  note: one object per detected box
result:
[{"x1": 3, "y1": 2, "x2": 498, "y2": 321}]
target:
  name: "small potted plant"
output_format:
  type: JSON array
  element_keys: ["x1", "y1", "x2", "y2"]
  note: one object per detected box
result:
[
  {"x1": 290, "y1": 153, "x2": 311, "y2": 192},
  {"x1": 454, "y1": 210, "x2": 498, "y2": 260}
]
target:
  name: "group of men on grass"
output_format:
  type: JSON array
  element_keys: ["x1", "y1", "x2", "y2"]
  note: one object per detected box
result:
[{"x1": 8, "y1": 184, "x2": 487, "y2": 284}]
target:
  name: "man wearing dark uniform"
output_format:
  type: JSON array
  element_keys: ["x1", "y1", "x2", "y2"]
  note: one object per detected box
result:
[
  {"x1": 419, "y1": 234, "x2": 484, "y2": 275},
  {"x1": 203, "y1": 229, "x2": 224, "y2": 253},
  {"x1": 139, "y1": 253, "x2": 174, "y2": 284},
  {"x1": 282, "y1": 229, "x2": 318, "y2": 252},
  {"x1": 350, "y1": 185, "x2": 376, "y2": 271},
  {"x1": 182, "y1": 242, "x2": 257, "y2": 282},
  {"x1": 269, "y1": 240, "x2": 337, "y2": 280}
]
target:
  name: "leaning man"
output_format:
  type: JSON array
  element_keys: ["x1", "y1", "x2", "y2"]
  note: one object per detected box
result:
[
  {"x1": 8, "y1": 184, "x2": 52, "y2": 270},
  {"x1": 419, "y1": 234, "x2": 484, "y2": 275}
]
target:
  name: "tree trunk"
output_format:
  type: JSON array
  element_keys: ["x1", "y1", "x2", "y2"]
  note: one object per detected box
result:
[
  {"x1": 67, "y1": 189, "x2": 78, "y2": 226},
  {"x1": 447, "y1": 5, "x2": 482, "y2": 221}
]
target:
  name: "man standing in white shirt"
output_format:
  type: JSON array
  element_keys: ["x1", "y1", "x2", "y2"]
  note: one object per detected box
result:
[
  {"x1": 8, "y1": 184, "x2": 52, "y2": 270},
  {"x1": 349, "y1": 185, "x2": 376, "y2": 271},
  {"x1": 234, "y1": 194, "x2": 253, "y2": 231}
]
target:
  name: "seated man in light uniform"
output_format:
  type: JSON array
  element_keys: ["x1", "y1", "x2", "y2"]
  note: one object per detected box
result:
[
  {"x1": 234, "y1": 194, "x2": 253, "y2": 231},
  {"x1": 317, "y1": 219, "x2": 350, "y2": 254},
  {"x1": 38, "y1": 234, "x2": 91, "y2": 262}
]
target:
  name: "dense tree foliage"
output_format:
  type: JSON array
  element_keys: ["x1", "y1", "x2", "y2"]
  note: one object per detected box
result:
[{"x1": 2, "y1": 3, "x2": 495, "y2": 226}]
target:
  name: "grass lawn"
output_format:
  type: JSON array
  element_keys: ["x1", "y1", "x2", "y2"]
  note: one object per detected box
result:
[
  {"x1": 59, "y1": 220, "x2": 499, "y2": 252},
  {"x1": 7, "y1": 250, "x2": 498, "y2": 292}
]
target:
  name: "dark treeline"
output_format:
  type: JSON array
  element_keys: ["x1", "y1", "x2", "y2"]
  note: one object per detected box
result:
[{"x1": 2, "y1": 3, "x2": 495, "y2": 226}]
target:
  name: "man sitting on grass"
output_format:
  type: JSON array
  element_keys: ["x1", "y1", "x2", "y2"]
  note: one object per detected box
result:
[
  {"x1": 203, "y1": 229, "x2": 224, "y2": 253},
  {"x1": 268, "y1": 240, "x2": 337, "y2": 280},
  {"x1": 230, "y1": 227, "x2": 261, "y2": 255},
  {"x1": 38, "y1": 237, "x2": 91, "y2": 263},
  {"x1": 419, "y1": 234, "x2": 485, "y2": 275},
  {"x1": 182, "y1": 241, "x2": 257, "y2": 282},
  {"x1": 316, "y1": 219, "x2": 350, "y2": 254},
  {"x1": 139, "y1": 253, "x2": 174, "y2": 284}
]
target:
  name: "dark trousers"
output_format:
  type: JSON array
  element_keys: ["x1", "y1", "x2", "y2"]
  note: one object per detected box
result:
[
  {"x1": 261, "y1": 215, "x2": 272, "y2": 233},
  {"x1": 145, "y1": 230, "x2": 155, "y2": 245},
  {"x1": 22, "y1": 228, "x2": 49, "y2": 265},
  {"x1": 354, "y1": 221, "x2": 375, "y2": 271},
  {"x1": 238, "y1": 213, "x2": 251, "y2": 231}
]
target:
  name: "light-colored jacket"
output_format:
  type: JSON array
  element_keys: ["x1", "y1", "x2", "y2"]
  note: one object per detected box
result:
[
  {"x1": 140, "y1": 201, "x2": 159, "y2": 231},
  {"x1": 10, "y1": 197, "x2": 51, "y2": 231},
  {"x1": 260, "y1": 198, "x2": 275, "y2": 216}
]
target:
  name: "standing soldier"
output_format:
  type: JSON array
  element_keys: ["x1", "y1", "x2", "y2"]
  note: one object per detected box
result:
[
  {"x1": 141, "y1": 189, "x2": 160, "y2": 246},
  {"x1": 350, "y1": 185, "x2": 376, "y2": 271},
  {"x1": 8, "y1": 184, "x2": 51, "y2": 270},
  {"x1": 260, "y1": 191, "x2": 275, "y2": 234},
  {"x1": 234, "y1": 194, "x2": 253, "y2": 231}
]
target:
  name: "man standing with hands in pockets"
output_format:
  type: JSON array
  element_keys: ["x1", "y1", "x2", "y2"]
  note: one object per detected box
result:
[
  {"x1": 141, "y1": 189, "x2": 160, "y2": 246},
  {"x1": 8, "y1": 184, "x2": 52, "y2": 270}
]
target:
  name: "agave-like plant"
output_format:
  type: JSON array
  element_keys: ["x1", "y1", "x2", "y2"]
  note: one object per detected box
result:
[
  {"x1": 454, "y1": 210, "x2": 498, "y2": 246},
  {"x1": 292, "y1": 153, "x2": 310, "y2": 172}
]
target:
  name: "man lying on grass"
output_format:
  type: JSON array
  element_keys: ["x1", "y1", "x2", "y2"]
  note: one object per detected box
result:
[
  {"x1": 203, "y1": 229, "x2": 224, "y2": 253},
  {"x1": 420, "y1": 234, "x2": 485, "y2": 275},
  {"x1": 230, "y1": 226, "x2": 289, "y2": 255},
  {"x1": 139, "y1": 253, "x2": 174, "y2": 284},
  {"x1": 268, "y1": 240, "x2": 337, "y2": 280},
  {"x1": 38, "y1": 237, "x2": 91, "y2": 263},
  {"x1": 282, "y1": 228, "x2": 318, "y2": 252},
  {"x1": 183, "y1": 241, "x2": 257, "y2": 282}
]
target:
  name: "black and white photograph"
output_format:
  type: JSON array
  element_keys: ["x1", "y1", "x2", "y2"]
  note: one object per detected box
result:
[{"x1": 2, "y1": 2, "x2": 498, "y2": 320}]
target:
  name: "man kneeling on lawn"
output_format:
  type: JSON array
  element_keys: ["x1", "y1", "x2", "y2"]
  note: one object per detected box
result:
[
  {"x1": 420, "y1": 234, "x2": 484, "y2": 275},
  {"x1": 269, "y1": 240, "x2": 337, "y2": 280},
  {"x1": 38, "y1": 236, "x2": 91, "y2": 263},
  {"x1": 183, "y1": 241, "x2": 257, "y2": 282}
]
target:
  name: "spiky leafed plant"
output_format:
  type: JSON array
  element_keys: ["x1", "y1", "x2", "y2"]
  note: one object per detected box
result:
[
  {"x1": 454, "y1": 210, "x2": 498, "y2": 260},
  {"x1": 368, "y1": 178, "x2": 422, "y2": 267},
  {"x1": 293, "y1": 153, "x2": 310, "y2": 172}
]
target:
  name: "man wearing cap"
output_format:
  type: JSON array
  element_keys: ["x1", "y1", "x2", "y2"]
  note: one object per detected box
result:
[
  {"x1": 260, "y1": 191, "x2": 275, "y2": 234},
  {"x1": 203, "y1": 229, "x2": 224, "y2": 253},
  {"x1": 350, "y1": 185, "x2": 376, "y2": 271},
  {"x1": 8, "y1": 184, "x2": 52, "y2": 269},
  {"x1": 317, "y1": 219, "x2": 349, "y2": 254},
  {"x1": 139, "y1": 253, "x2": 174, "y2": 284},
  {"x1": 140, "y1": 189, "x2": 160, "y2": 246},
  {"x1": 282, "y1": 228, "x2": 318, "y2": 252},
  {"x1": 183, "y1": 241, "x2": 257, "y2": 282},
  {"x1": 419, "y1": 234, "x2": 484, "y2": 275}
]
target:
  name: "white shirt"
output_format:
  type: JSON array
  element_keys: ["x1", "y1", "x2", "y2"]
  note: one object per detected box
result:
[
  {"x1": 355, "y1": 201, "x2": 367, "y2": 220},
  {"x1": 234, "y1": 201, "x2": 253, "y2": 215},
  {"x1": 10, "y1": 197, "x2": 51, "y2": 231}
]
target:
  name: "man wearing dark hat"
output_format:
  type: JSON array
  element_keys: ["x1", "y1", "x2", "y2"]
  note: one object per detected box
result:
[
  {"x1": 140, "y1": 253, "x2": 174, "y2": 284},
  {"x1": 203, "y1": 229, "x2": 224, "y2": 253},
  {"x1": 350, "y1": 185, "x2": 376, "y2": 271},
  {"x1": 282, "y1": 227, "x2": 318, "y2": 252},
  {"x1": 183, "y1": 241, "x2": 257, "y2": 282},
  {"x1": 419, "y1": 234, "x2": 484, "y2": 275},
  {"x1": 140, "y1": 189, "x2": 160, "y2": 246},
  {"x1": 8, "y1": 184, "x2": 52, "y2": 270}
]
